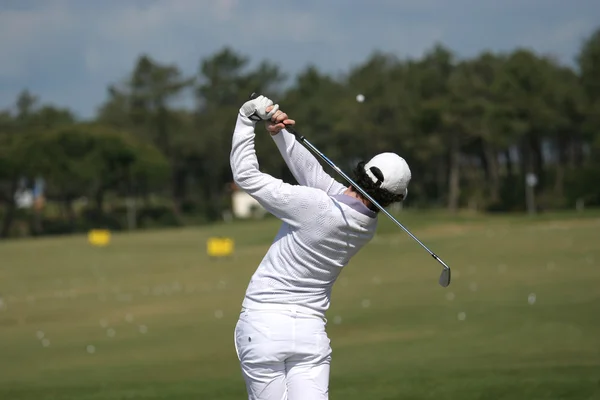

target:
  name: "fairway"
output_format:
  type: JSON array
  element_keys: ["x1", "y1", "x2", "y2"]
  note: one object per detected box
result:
[{"x1": 1, "y1": 212, "x2": 600, "y2": 399}]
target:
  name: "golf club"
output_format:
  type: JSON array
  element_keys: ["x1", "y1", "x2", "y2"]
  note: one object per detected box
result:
[{"x1": 249, "y1": 93, "x2": 451, "y2": 287}]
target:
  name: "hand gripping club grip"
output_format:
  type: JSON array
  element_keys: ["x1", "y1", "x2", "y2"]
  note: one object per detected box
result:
[{"x1": 248, "y1": 92, "x2": 305, "y2": 143}]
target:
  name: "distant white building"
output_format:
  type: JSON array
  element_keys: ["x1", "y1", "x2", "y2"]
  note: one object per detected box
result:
[
  {"x1": 14, "y1": 189, "x2": 34, "y2": 209},
  {"x1": 230, "y1": 183, "x2": 265, "y2": 219},
  {"x1": 14, "y1": 176, "x2": 45, "y2": 209}
]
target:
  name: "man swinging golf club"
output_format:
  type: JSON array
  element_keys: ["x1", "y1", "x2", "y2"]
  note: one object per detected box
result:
[{"x1": 231, "y1": 94, "x2": 411, "y2": 399}]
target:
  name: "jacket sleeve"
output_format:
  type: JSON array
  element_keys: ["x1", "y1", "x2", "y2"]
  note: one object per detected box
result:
[
  {"x1": 271, "y1": 128, "x2": 346, "y2": 196},
  {"x1": 230, "y1": 114, "x2": 329, "y2": 227}
]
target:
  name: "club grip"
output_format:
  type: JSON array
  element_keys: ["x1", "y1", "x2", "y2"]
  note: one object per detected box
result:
[{"x1": 248, "y1": 92, "x2": 304, "y2": 143}]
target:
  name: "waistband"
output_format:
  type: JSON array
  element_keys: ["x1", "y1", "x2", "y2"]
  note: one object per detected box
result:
[{"x1": 240, "y1": 301, "x2": 326, "y2": 321}]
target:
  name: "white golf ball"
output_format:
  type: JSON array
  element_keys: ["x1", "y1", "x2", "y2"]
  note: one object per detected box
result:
[
  {"x1": 356, "y1": 94, "x2": 365, "y2": 103},
  {"x1": 458, "y1": 312, "x2": 466, "y2": 321},
  {"x1": 139, "y1": 325, "x2": 148, "y2": 334},
  {"x1": 528, "y1": 293, "x2": 536, "y2": 305},
  {"x1": 86, "y1": 345, "x2": 96, "y2": 354}
]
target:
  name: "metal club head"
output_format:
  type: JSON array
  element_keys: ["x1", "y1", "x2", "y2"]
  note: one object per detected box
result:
[{"x1": 438, "y1": 267, "x2": 451, "y2": 287}]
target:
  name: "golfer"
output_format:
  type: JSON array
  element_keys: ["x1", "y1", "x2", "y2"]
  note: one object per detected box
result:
[{"x1": 231, "y1": 95, "x2": 411, "y2": 399}]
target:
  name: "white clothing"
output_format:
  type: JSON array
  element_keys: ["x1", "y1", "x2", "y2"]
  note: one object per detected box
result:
[
  {"x1": 234, "y1": 308, "x2": 331, "y2": 400},
  {"x1": 230, "y1": 113, "x2": 380, "y2": 400},
  {"x1": 230, "y1": 114, "x2": 379, "y2": 319}
]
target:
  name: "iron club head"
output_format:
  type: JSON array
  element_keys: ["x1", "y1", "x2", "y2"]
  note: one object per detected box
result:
[{"x1": 438, "y1": 267, "x2": 451, "y2": 287}]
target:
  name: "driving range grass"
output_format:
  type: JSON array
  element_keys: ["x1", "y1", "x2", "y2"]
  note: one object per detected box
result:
[{"x1": 1, "y1": 211, "x2": 599, "y2": 399}]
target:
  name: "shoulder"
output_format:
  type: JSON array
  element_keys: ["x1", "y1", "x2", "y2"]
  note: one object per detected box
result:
[{"x1": 290, "y1": 185, "x2": 335, "y2": 211}]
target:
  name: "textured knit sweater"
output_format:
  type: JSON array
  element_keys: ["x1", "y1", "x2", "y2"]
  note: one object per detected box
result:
[{"x1": 230, "y1": 114, "x2": 378, "y2": 318}]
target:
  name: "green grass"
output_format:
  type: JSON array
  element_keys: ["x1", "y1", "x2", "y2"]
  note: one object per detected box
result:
[{"x1": 1, "y1": 211, "x2": 600, "y2": 399}]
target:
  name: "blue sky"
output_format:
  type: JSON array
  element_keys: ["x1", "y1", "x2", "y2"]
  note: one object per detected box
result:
[{"x1": 1, "y1": 0, "x2": 599, "y2": 119}]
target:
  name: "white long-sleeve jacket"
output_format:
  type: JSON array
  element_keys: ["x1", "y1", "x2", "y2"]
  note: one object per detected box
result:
[{"x1": 230, "y1": 114, "x2": 378, "y2": 318}]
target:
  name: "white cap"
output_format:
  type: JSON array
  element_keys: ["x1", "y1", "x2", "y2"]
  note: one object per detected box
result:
[{"x1": 364, "y1": 153, "x2": 411, "y2": 197}]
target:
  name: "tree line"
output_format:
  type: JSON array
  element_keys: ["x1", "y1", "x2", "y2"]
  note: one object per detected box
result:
[{"x1": 1, "y1": 28, "x2": 599, "y2": 238}]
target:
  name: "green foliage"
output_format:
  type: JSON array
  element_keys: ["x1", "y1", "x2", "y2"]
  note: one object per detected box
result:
[{"x1": 15, "y1": 124, "x2": 169, "y2": 198}]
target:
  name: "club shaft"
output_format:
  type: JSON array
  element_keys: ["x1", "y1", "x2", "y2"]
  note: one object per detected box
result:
[{"x1": 286, "y1": 126, "x2": 450, "y2": 271}]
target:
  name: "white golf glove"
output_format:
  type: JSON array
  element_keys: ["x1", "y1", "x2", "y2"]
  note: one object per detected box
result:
[{"x1": 239, "y1": 95, "x2": 279, "y2": 122}]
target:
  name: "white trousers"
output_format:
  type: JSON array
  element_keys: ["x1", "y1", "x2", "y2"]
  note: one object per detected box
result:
[{"x1": 234, "y1": 308, "x2": 332, "y2": 400}]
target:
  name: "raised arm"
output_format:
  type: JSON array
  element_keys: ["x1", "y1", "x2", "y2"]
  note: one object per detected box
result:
[
  {"x1": 270, "y1": 128, "x2": 346, "y2": 196},
  {"x1": 231, "y1": 96, "x2": 329, "y2": 227}
]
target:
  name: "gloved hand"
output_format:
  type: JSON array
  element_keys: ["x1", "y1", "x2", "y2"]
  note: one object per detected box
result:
[{"x1": 239, "y1": 95, "x2": 279, "y2": 122}]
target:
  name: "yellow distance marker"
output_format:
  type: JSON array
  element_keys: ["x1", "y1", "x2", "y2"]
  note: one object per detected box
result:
[
  {"x1": 207, "y1": 237, "x2": 234, "y2": 258},
  {"x1": 88, "y1": 229, "x2": 111, "y2": 247}
]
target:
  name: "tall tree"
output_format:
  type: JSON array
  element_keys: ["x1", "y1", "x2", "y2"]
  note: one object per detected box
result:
[
  {"x1": 578, "y1": 28, "x2": 600, "y2": 156},
  {"x1": 194, "y1": 48, "x2": 286, "y2": 220},
  {"x1": 0, "y1": 91, "x2": 76, "y2": 237},
  {"x1": 569, "y1": 27, "x2": 600, "y2": 206},
  {"x1": 412, "y1": 45, "x2": 459, "y2": 211},
  {"x1": 99, "y1": 54, "x2": 194, "y2": 215},
  {"x1": 446, "y1": 52, "x2": 509, "y2": 208}
]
